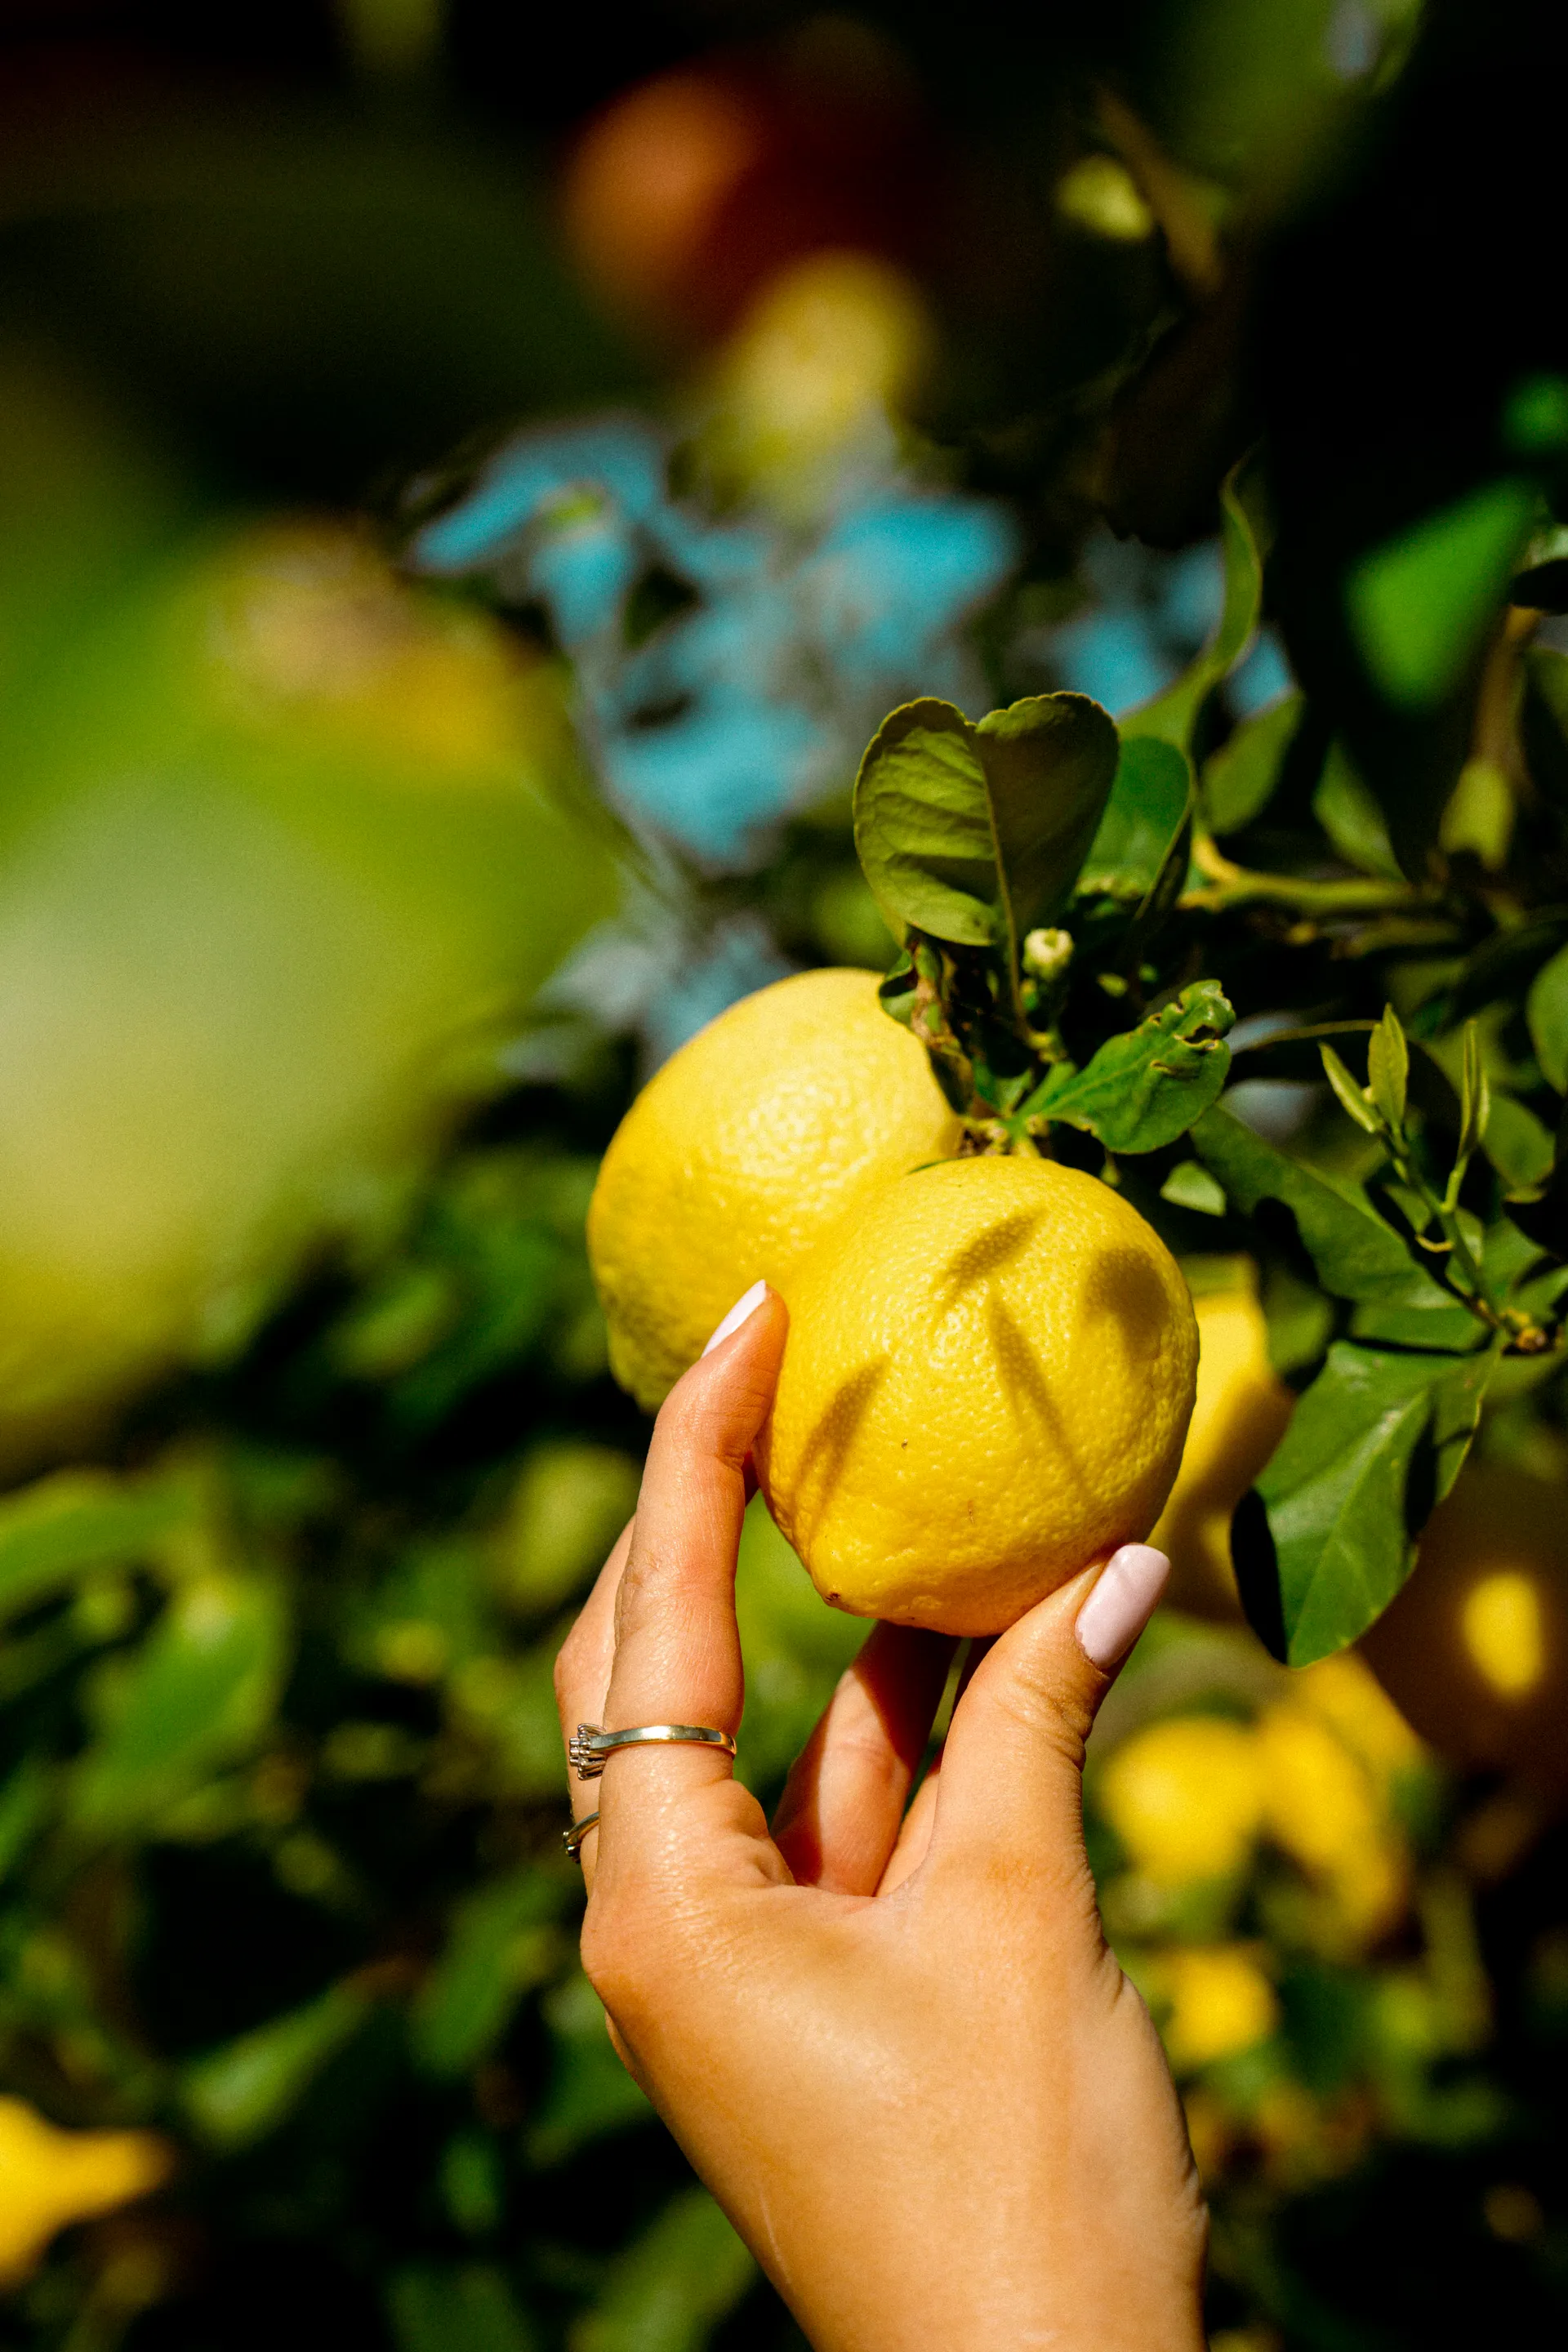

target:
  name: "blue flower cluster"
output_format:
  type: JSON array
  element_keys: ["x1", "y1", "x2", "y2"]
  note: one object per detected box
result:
[{"x1": 409, "y1": 414, "x2": 1018, "y2": 870}]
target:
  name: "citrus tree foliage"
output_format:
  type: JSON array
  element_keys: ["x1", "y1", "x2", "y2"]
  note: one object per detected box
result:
[
  {"x1": 7, "y1": 3, "x2": 1568, "y2": 2350},
  {"x1": 851, "y1": 450, "x2": 1568, "y2": 1669}
]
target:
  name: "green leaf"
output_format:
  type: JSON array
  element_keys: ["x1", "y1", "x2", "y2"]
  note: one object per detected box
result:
[
  {"x1": 0, "y1": 1757, "x2": 51, "y2": 1885},
  {"x1": 852, "y1": 693, "x2": 1118, "y2": 957},
  {"x1": 572, "y1": 2189, "x2": 756, "y2": 2352},
  {"x1": 0, "y1": 1469, "x2": 192, "y2": 1625},
  {"x1": 183, "y1": 1977, "x2": 371, "y2": 2149},
  {"x1": 973, "y1": 695, "x2": 1120, "y2": 937},
  {"x1": 1320, "y1": 1044, "x2": 1383, "y2": 1135},
  {"x1": 852, "y1": 700, "x2": 996, "y2": 947},
  {"x1": 1346, "y1": 478, "x2": 1538, "y2": 712},
  {"x1": 1482, "y1": 1092, "x2": 1556, "y2": 1192},
  {"x1": 1202, "y1": 691, "x2": 1302, "y2": 835},
  {"x1": 1160, "y1": 1160, "x2": 1228, "y2": 1216},
  {"x1": 1027, "y1": 981, "x2": 1234, "y2": 1152},
  {"x1": 1458, "y1": 1022, "x2": 1490, "y2": 1161},
  {"x1": 1189, "y1": 1106, "x2": 1449, "y2": 1309},
  {"x1": 1080, "y1": 735, "x2": 1192, "y2": 897},
  {"x1": 528, "y1": 1971, "x2": 654, "y2": 2168},
  {"x1": 1121, "y1": 460, "x2": 1267, "y2": 753},
  {"x1": 411, "y1": 1869, "x2": 564, "y2": 2080},
  {"x1": 1527, "y1": 940, "x2": 1568, "y2": 1093},
  {"x1": 1123, "y1": 789, "x2": 1196, "y2": 957},
  {"x1": 389, "y1": 2268, "x2": 540, "y2": 2352},
  {"x1": 1367, "y1": 1005, "x2": 1410, "y2": 1134},
  {"x1": 69, "y1": 1574, "x2": 288, "y2": 1838},
  {"x1": 1248, "y1": 1342, "x2": 1495, "y2": 1664},
  {"x1": 1312, "y1": 742, "x2": 1403, "y2": 879}
]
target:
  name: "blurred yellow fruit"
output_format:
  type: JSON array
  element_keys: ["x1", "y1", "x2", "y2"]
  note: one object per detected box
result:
[
  {"x1": 1151, "y1": 1271, "x2": 1294, "y2": 1619},
  {"x1": 0, "y1": 2098, "x2": 173, "y2": 2287},
  {"x1": 0, "y1": 524, "x2": 616, "y2": 1472},
  {"x1": 587, "y1": 967, "x2": 960, "y2": 1411},
  {"x1": 1361, "y1": 1461, "x2": 1568, "y2": 1786},
  {"x1": 1258, "y1": 1699, "x2": 1405, "y2": 1944},
  {"x1": 1294, "y1": 1650, "x2": 1423, "y2": 1788},
  {"x1": 1150, "y1": 1944, "x2": 1279, "y2": 2071},
  {"x1": 1056, "y1": 154, "x2": 1157, "y2": 243},
  {"x1": 703, "y1": 252, "x2": 932, "y2": 510},
  {"x1": 1098, "y1": 1714, "x2": 1264, "y2": 1884},
  {"x1": 757, "y1": 1154, "x2": 1196, "y2": 1633}
]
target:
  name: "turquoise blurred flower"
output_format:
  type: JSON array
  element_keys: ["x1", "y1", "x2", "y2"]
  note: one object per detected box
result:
[{"x1": 409, "y1": 414, "x2": 1016, "y2": 868}]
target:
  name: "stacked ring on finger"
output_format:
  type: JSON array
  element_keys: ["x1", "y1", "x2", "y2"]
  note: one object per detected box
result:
[
  {"x1": 569, "y1": 1722, "x2": 737, "y2": 1780},
  {"x1": 564, "y1": 1722, "x2": 738, "y2": 1862}
]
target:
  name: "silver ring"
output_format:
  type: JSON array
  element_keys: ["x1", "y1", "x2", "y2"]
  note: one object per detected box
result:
[
  {"x1": 569, "y1": 1722, "x2": 737, "y2": 1782},
  {"x1": 564, "y1": 1811, "x2": 599, "y2": 1861}
]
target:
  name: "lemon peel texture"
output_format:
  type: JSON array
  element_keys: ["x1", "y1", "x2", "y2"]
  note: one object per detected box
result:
[
  {"x1": 587, "y1": 967, "x2": 962, "y2": 1410},
  {"x1": 757, "y1": 1153, "x2": 1197, "y2": 1634}
]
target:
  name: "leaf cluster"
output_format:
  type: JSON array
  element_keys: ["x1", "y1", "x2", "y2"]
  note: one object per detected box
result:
[{"x1": 853, "y1": 457, "x2": 1568, "y2": 1670}]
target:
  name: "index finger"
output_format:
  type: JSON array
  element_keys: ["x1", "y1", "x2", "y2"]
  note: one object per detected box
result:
[{"x1": 596, "y1": 1286, "x2": 791, "y2": 1886}]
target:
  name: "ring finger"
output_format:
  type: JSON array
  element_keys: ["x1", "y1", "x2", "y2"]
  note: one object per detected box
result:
[{"x1": 553, "y1": 1518, "x2": 635, "y2": 1891}]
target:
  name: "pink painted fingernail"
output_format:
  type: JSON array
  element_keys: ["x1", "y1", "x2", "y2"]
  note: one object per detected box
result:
[
  {"x1": 702, "y1": 1280, "x2": 768, "y2": 1356},
  {"x1": 1076, "y1": 1544, "x2": 1169, "y2": 1669}
]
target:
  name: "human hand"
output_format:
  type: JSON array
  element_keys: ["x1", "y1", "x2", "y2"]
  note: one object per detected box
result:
[{"x1": 555, "y1": 1285, "x2": 1207, "y2": 2352}]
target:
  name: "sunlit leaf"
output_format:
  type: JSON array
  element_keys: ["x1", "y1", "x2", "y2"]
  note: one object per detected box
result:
[
  {"x1": 69, "y1": 1575, "x2": 288, "y2": 1838},
  {"x1": 0, "y1": 1758, "x2": 51, "y2": 1885},
  {"x1": 1482, "y1": 1092, "x2": 1556, "y2": 1192},
  {"x1": 1121, "y1": 461, "x2": 1267, "y2": 752},
  {"x1": 1241, "y1": 1340, "x2": 1497, "y2": 1665},
  {"x1": 1458, "y1": 1022, "x2": 1490, "y2": 1161},
  {"x1": 0, "y1": 1471, "x2": 191, "y2": 1626},
  {"x1": 1313, "y1": 743, "x2": 1403, "y2": 879},
  {"x1": 411, "y1": 1870, "x2": 565, "y2": 2080},
  {"x1": 1201, "y1": 691, "x2": 1302, "y2": 835},
  {"x1": 853, "y1": 693, "x2": 1117, "y2": 956},
  {"x1": 1027, "y1": 982, "x2": 1234, "y2": 1152},
  {"x1": 572, "y1": 2188, "x2": 756, "y2": 2352},
  {"x1": 1527, "y1": 940, "x2": 1568, "y2": 1093},
  {"x1": 1366, "y1": 1005, "x2": 1409, "y2": 1134},
  {"x1": 528, "y1": 1971, "x2": 654, "y2": 2169},
  {"x1": 1346, "y1": 478, "x2": 1537, "y2": 711},
  {"x1": 1190, "y1": 1106, "x2": 1445, "y2": 1308},
  {"x1": 182, "y1": 1978, "x2": 371, "y2": 2149},
  {"x1": 389, "y1": 2266, "x2": 539, "y2": 2352},
  {"x1": 973, "y1": 694, "x2": 1120, "y2": 943},
  {"x1": 1321, "y1": 1044, "x2": 1383, "y2": 1135},
  {"x1": 1080, "y1": 734, "x2": 1192, "y2": 897}
]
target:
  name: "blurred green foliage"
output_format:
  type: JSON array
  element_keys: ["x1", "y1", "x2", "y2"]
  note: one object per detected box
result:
[{"x1": 3, "y1": 5, "x2": 1568, "y2": 2350}]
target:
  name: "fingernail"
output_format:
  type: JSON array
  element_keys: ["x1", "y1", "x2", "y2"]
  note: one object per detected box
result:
[
  {"x1": 1076, "y1": 1544, "x2": 1169, "y2": 1669},
  {"x1": 702, "y1": 1280, "x2": 768, "y2": 1356}
]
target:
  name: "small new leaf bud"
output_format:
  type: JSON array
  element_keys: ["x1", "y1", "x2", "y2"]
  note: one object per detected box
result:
[{"x1": 1022, "y1": 927, "x2": 1074, "y2": 982}]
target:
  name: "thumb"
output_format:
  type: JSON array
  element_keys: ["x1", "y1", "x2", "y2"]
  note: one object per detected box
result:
[{"x1": 928, "y1": 1544, "x2": 1169, "y2": 1868}]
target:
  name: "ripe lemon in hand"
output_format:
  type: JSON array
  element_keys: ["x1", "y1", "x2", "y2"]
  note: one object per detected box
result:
[
  {"x1": 755, "y1": 1154, "x2": 1197, "y2": 1634},
  {"x1": 587, "y1": 967, "x2": 961, "y2": 1409}
]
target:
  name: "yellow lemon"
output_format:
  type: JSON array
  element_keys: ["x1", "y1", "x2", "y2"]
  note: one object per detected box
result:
[
  {"x1": 1361, "y1": 1461, "x2": 1568, "y2": 1785},
  {"x1": 587, "y1": 968, "x2": 960, "y2": 1410},
  {"x1": 1257, "y1": 1699, "x2": 1405, "y2": 1945},
  {"x1": 1149, "y1": 1945, "x2": 1279, "y2": 2072},
  {"x1": 1151, "y1": 1270, "x2": 1294, "y2": 1619},
  {"x1": 755, "y1": 1153, "x2": 1197, "y2": 1634},
  {"x1": 1099, "y1": 1714, "x2": 1264, "y2": 1885},
  {"x1": 0, "y1": 2097, "x2": 173, "y2": 2287}
]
